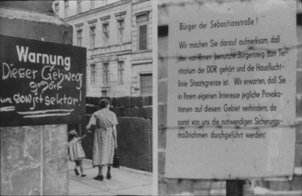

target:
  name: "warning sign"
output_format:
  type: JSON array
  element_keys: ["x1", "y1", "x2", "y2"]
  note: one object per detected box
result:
[{"x1": 165, "y1": 0, "x2": 296, "y2": 179}]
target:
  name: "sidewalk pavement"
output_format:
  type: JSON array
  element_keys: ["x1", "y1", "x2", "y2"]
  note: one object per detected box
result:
[{"x1": 68, "y1": 159, "x2": 153, "y2": 195}]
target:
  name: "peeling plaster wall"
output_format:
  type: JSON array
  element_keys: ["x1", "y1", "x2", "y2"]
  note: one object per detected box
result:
[
  {"x1": 0, "y1": 1, "x2": 72, "y2": 195},
  {"x1": 1, "y1": 125, "x2": 68, "y2": 195}
]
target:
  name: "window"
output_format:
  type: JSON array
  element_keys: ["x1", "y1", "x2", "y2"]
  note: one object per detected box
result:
[
  {"x1": 138, "y1": 25, "x2": 147, "y2": 50},
  {"x1": 103, "y1": 63, "x2": 109, "y2": 86},
  {"x1": 158, "y1": 25, "x2": 168, "y2": 37},
  {"x1": 136, "y1": 12, "x2": 149, "y2": 50},
  {"x1": 90, "y1": 64, "x2": 96, "y2": 85},
  {"x1": 140, "y1": 74, "x2": 152, "y2": 96},
  {"x1": 103, "y1": 23, "x2": 109, "y2": 43},
  {"x1": 77, "y1": 29, "x2": 82, "y2": 46},
  {"x1": 118, "y1": 61, "x2": 124, "y2": 85},
  {"x1": 77, "y1": 0, "x2": 81, "y2": 13},
  {"x1": 54, "y1": 3, "x2": 59, "y2": 14},
  {"x1": 64, "y1": 0, "x2": 69, "y2": 17},
  {"x1": 64, "y1": 0, "x2": 69, "y2": 7},
  {"x1": 117, "y1": 19, "x2": 125, "y2": 43},
  {"x1": 102, "y1": 90, "x2": 107, "y2": 97},
  {"x1": 90, "y1": 0, "x2": 95, "y2": 9},
  {"x1": 90, "y1": 26, "x2": 96, "y2": 49}
]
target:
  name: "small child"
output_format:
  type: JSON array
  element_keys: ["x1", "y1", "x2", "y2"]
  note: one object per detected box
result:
[{"x1": 68, "y1": 130, "x2": 87, "y2": 177}]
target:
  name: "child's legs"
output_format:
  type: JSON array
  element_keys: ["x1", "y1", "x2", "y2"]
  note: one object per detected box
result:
[
  {"x1": 78, "y1": 160, "x2": 85, "y2": 174},
  {"x1": 75, "y1": 160, "x2": 80, "y2": 168}
]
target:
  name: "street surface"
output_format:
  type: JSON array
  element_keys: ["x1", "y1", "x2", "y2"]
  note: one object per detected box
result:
[{"x1": 68, "y1": 159, "x2": 152, "y2": 195}]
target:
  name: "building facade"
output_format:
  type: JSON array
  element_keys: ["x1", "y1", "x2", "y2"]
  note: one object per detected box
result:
[{"x1": 53, "y1": 0, "x2": 153, "y2": 97}]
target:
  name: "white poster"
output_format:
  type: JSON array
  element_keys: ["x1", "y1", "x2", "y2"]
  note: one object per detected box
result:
[{"x1": 165, "y1": 0, "x2": 296, "y2": 179}]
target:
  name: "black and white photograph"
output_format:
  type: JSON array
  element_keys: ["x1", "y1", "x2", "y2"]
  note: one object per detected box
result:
[
  {"x1": 1, "y1": 0, "x2": 302, "y2": 196},
  {"x1": 158, "y1": 0, "x2": 302, "y2": 195},
  {"x1": 0, "y1": 0, "x2": 153, "y2": 195}
]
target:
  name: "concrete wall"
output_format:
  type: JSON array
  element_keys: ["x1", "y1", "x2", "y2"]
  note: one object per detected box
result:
[
  {"x1": 80, "y1": 96, "x2": 152, "y2": 172},
  {"x1": 158, "y1": 2, "x2": 302, "y2": 195},
  {"x1": 0, "y1": 1, "x2": 72, "y2": 195},
  {"x1": 1, "y1": 125, "x2": 69, "y2": 195}
]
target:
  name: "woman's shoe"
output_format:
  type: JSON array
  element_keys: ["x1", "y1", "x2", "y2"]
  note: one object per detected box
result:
[
  {"x1": 99, "y1": 175, "x2": 104, "y2": 181},
  {"x1": 94, "y1": 175, "x2": 103, "y2": 181},
  {"x1": 106, "y1": 172, "x2": 111, "y2": 180},
  {"x1": 81, "y1": 174, "x2": 87, "y2": 177}
]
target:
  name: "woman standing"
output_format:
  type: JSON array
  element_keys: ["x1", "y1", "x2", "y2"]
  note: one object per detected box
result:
[{"x1": 86, "y1": 98, "x2": 118, "y2": 181}]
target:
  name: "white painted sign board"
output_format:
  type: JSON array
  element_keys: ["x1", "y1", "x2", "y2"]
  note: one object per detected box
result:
[{"x1": 165, "y1": 0, "x2": 296, "y2": 179}]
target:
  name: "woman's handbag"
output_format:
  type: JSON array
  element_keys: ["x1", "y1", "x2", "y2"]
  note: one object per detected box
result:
[{"x1": 112, "y1": 148, "x2": 120, "y2": 168}]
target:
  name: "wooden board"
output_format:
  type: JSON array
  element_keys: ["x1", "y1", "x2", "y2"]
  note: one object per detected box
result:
[{"x1": 0, "y1": 35, "x2": 86, "y2": 126}]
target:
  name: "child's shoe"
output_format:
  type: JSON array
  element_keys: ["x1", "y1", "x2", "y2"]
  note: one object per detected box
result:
[
  {"x1": 74, "y1": 168, "x2": 79, "y2": 176},
  {"x1": 106, "y1": 172, "x2": 111, "y2": 180}
]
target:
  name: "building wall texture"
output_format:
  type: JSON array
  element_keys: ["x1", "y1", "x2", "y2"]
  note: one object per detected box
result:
[
  {"x1": 0, "y1": 1, "x2": 72, "y2": 195},
  {"x1": 62, "y1": 0, "x2": 133, "y2": 97},
  {"x1": 54, "y1": 0, "x2": 153, "y2": 98},
  {"x1": 130, "y1": 0, "x2": 153, "y2": 97}
]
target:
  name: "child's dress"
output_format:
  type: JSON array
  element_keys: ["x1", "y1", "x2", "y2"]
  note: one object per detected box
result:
[{"x1": 68, "y1": 138, "x2": 86, "y2": 161}]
